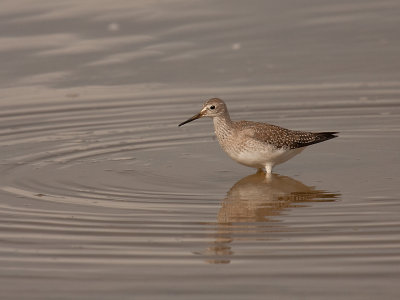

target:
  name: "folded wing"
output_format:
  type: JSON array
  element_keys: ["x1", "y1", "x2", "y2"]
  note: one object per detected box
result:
[{"x1": 236, "y1": 121, "x2": 338, "y2": 149}]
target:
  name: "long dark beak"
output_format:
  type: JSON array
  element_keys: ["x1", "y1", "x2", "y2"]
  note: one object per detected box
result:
[{"x1": 178, "y1": 112, "x2": 203, "y2": 127}]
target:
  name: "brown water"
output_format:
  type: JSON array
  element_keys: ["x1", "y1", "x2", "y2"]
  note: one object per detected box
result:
[{"x1": 1, "y1": 1, "x2": 400, "y2": 299}]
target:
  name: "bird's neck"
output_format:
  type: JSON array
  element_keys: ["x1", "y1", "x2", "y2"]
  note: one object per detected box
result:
[{"x1": 213, "y1": 113, "x2": 233, "y2": 138}]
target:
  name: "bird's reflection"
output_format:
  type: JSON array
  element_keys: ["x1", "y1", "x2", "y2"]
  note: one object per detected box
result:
[{"x1": 200, "y1": 171, "x2": 340, "y2": 264}]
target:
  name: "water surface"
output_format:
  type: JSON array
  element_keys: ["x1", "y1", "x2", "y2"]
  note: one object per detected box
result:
[{"x1": 0, "y1": 1, "x2": 400, "y2": 299}]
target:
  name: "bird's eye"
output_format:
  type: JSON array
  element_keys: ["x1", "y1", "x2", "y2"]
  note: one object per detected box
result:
[{"x1": 210, "y1": 105, "x2": 215, "y2": 110}]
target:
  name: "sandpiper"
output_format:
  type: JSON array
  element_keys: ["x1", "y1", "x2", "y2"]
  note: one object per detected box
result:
[{"x1": 178, "y1": 98, "x2": 338, "y2": 175}]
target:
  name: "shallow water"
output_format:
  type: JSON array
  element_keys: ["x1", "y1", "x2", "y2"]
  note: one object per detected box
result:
[{"x1": 1, "y1": 1, "x2": 400, "y2": 299}]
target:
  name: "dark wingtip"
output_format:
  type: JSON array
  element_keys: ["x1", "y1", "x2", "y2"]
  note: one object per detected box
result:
[
  {"x1": 319, "y1": 132, "x2": 339, "y2": 140},
  {"x1": 289, "y1": 131, "x2": 339, "y2": 149}
]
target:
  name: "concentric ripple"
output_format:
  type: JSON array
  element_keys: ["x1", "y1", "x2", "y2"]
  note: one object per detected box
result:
[{"x1": 1, "y1": 82, "x2": 399, "y2": 208}]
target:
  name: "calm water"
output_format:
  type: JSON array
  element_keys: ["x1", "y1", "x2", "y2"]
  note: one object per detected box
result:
[{"x1": 1, "y1": 1, "x2": 400, "y2": 299}]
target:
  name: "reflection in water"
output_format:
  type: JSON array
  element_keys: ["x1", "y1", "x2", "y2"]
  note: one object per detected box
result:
[{"x1": 202, "y1": 172, "x2": 340, "y2": 264}]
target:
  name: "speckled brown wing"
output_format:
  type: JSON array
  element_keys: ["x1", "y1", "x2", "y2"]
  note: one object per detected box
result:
[{"x1": 236, "y1": 121, "x2": 338, "y2": 149}]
